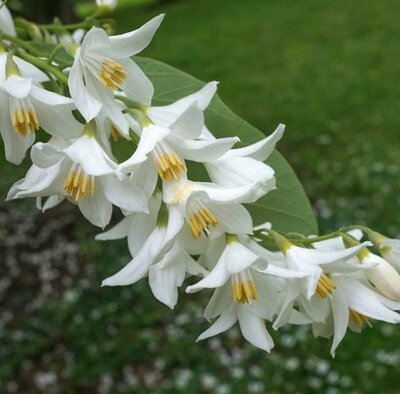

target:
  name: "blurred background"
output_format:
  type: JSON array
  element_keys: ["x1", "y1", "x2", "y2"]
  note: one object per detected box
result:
[{"x1": 1, "y1": 0, "x2": 400, "y2": 392}]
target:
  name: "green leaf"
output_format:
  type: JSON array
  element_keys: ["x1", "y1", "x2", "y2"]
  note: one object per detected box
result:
[
  {"x1": 135, "y1": 56, "x2": 318, "y2": 235},
  {"x1": 30, "y1": 42, "x2": 74, "y2": 69}
]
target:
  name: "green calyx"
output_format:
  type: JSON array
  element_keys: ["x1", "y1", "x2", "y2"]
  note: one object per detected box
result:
[
  {"x1": 269, "y1": 230, "x2": 293, "y2": 255},
  {"x1": 83, "y1": 120, "x2": 97, "y2": 137},
  {"x1": 342, "y1": 233, "x2": 369, "y2": 261},
  {"x1": 156, "y1": 203, "x2": 169, "y2": 228},
  {"x1": 6, "y1": 53, "x2": 21, "y2": 78}
]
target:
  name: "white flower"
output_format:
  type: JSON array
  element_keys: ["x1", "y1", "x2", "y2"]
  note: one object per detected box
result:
[
  {"x1": 10, "y1": 129, "x2": 147, "y2": 228},
  {"x1": 0, "y1": 4, "x2": 15, "y2": 36},
  {"x1": 271, "y1": 233, "x2": 372, "y2": 329},
  {"x1": 186, "y1": 234, "x2": 308, "y2": 351},
  {"x1": 204, "y1": 124, "x2": 284, "y2": 188},
  {"x1": 0, "y1": 74, "x2": 81, "y2": 164},
  {"x1": 101, "y1": 200, "x2": 207, "y2": 308},
  {"x1": 311, "y1": 273, "x2": 400, "y2": 356},
  {"x1": 197, "y1": 289, "x2": 275, "y2": 352},
  {"x1": 186, "y1": 234, "x2": 266, "y2": 295},
  {"x1": 274, "y1": 233, "x2": 372, "y2": 299},
  {"x1": 120, "y1": 102, "x2": 239, "y2": 192},
  {"x1": 368, "y1": 231, "x2": 400, "y2": 272},
  {"x1": 358, "y1": 251, "x2": 400, "y2": 301},
  {"x1": 162, "y1": 173, "x2": 269, "y2": 240},
  {"x1": 68, "y1": 15, "x2": 164, "y2": 128}
]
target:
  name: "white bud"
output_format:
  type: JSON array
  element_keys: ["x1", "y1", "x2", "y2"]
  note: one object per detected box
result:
[
  {"x1": 363, "y1": 253, "x2": 400, "y2": 300},
  {"x1": 380, "y1": 239, "x2": 400, "y2": 272},
  {"x1": 96, "y1": 0, "x2": 118, "y2": 11}
]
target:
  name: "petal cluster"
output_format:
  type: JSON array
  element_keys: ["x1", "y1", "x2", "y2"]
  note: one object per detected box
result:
[{"x1": 1, "y1": 6, "x2": 400, "y2": 357}]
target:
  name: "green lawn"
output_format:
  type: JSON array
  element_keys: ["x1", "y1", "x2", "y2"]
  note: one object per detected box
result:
[{"x1": 2, "y1": 0, "x2": 400, "y2": 393}]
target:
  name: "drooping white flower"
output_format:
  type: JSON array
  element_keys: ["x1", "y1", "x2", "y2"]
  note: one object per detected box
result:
[
  {"x1": 0, "y1": 4, "x2": 15, "y2": 36},
  {"x1": 187, "y1": 234, "x2": 308, "y2": 351},
  {"x1": 204, "y1": 124, "x2": 285, "y2": 188},
  {"x1": 119, "y1": 103, "x2": 239, "y2": 192},
  {"x1": 162, "y1": 173, "x2": 270, "y2": 240},
  {"x1": 0, "y1": 70, "x2": 81, "y2": 164},
  {"x1": 311, "y1": 273, "x2": 400, "y2": 356},
  {"x1": 68, "y1": 15, "x2": 164, "y2": 129},
  {"x1": 197, "y1": 286, "x2": 275, "y2": 352},
  {"x1": 10, "y1": 127, "x2": 147, "y2": 228},
  {"x1": 101, "y1": 200, "x2": 207, "y2": 308},
  {"x1": 270, "y1": 232, "x2": 373, "y2": 329},
  {"x1": 273, "y1": 232, "x2": 372, "y2": 299}
]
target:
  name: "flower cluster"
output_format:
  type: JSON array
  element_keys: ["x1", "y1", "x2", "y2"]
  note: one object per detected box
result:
[{"x1": 1, "y1": 1, "x2": 400, "y2": 356}]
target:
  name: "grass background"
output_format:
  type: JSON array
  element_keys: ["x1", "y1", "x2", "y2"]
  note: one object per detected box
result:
[{"x1": 1, "y1": 0, "x2": 400, "y2": 392}]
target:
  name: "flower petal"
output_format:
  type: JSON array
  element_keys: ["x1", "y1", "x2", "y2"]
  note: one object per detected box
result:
[
  {"x1": 170, "y1": 135, "x2": 238, "y2": 162},
  {"x1": 238, "y1": 307, "x2": 274, "y2": 352},
  {"x1": 205, "y1": 157, "x2": 275, "y2": 187},
  {"x1": 330, "y1": 287, "x2": 349, "y2": 357},
  {"x1": 107, "y1": 14, "x2": 165, "y2": 58},
  {"x1": 78, "y1": 182, "x2": 113, "y2": 228},
  {"x1": 147, "y1": 82, "x2": 218, "y2": 126},
  {"x1": 226, "y1": 123, "x2": 285, "y2": 161},
  {"x1": 119, "y1": 59, "x2": 154, "y2": 105},
  {"x1": 69, "y1": 57, "x2": 101, "y2": 121},
  {"x1": 102, "y1": 175, "x2": 148, "y2": 213},
  {"x1": 169, "y1": 102, "x2": 204, "y2": 139},
  {"x1": 197, "y1": 304, "x2": 237, "y2": 341},
  {"x1": 102, "y1": 226, "x2": 166, "y2": 286}
]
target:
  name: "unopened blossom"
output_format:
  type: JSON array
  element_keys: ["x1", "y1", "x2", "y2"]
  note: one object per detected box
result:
[
  {"x1": 0, "y1": 58, "x2": 81, "y2": 164},
  {"x1": 358, "y1": 250, "x2": 400, "y2": 301},
  {"x1": 10, "y1": 125, "x2": 147, "y2": 227},
  {"x1": 68, "y1": 15, "x2": 164, "y2": 129},
  {"x1": 366, "y1": 230, "x2": 400, "y2": 272},
  {"x1": 96, "y1": 0, "x2": 118, "y2": 12}
]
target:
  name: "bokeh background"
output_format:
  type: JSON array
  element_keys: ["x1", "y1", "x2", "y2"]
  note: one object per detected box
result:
[{"x1": 1, "y1": 0, "x2": 400, "y2": 392}]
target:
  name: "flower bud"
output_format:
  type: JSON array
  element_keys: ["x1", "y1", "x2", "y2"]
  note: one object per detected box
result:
[
  {"x1": 96, "y1": 0, "x2": 118, "y2": 14},
  {"x1": 362, "y1": 252, "x2": 400, "y2": 300}
]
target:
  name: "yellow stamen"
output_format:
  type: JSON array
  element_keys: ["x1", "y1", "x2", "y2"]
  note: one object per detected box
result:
[
  {"x1": 155, "y1": 153, "x2": 187, "y2": 181},
  {"x1": 187, "y1": 207, "x2": 217, "y2": 238},
  {"x1": 232, "y1": 280, "x2": 258, "y2": 304},
  {"x1": 11, "y1": 107, "x2": 40, "y2": 137},
  {"x1": 63, "y1": 168, "x2": 95, "y2": 201},
  {"x1": 315, "y1": 274, "x2": 336, "y2": 298},
  {"x1": 98, "y1": 59, "x2": 127, "y2": 90},
  {"x1": 349, "y1": 309, "x2": 371, "y2": 326}
]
